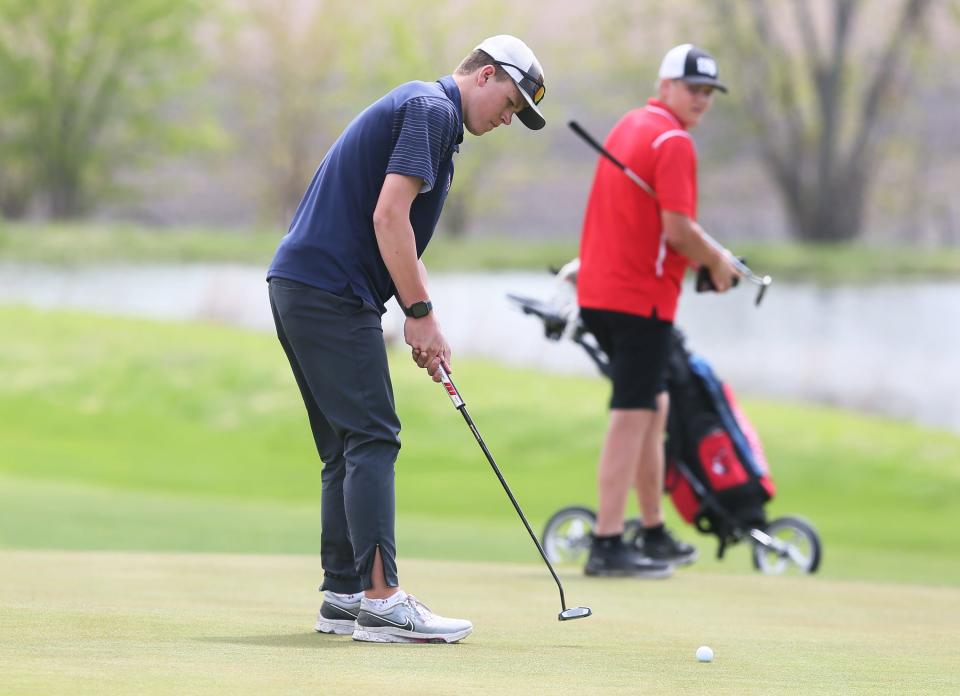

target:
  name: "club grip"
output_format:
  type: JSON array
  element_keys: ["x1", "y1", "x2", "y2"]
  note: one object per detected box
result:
[
  {"x1": 438, "y1": 365, "x2": 464, "y2": 409},
  {"x1": 695, "y1": 264, "x2": 742, "y2": 293},
  {"x1": 695, "y1": 266, "x2": 716, "y2": 293}
]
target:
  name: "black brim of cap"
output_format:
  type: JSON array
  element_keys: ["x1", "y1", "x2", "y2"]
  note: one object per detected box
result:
[
  {"x1": 682, "y1": 76, "x2": 728, "y2": 93},
  {"x1": 518, "y1": 105, "x2": 545, "y2": 130},
  {"x1": 516, "y1": 84, "x2": 545, "y2": 130}
]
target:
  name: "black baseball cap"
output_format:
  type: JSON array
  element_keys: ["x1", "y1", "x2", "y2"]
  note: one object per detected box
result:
[{"x1": 658, "y1": 44, "x2": 728, "y2": 93}]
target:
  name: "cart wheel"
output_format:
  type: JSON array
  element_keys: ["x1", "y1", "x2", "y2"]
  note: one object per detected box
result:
[
  {"x1": 542, "y1": 506, "x2": 596, "y2": 564},
  {"x1": 752, "y1": 515, "x2": 822, "y2": 575}
]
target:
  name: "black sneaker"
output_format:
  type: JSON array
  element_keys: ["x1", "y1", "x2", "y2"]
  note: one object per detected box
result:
[
  {"x1": 638, "y1": 527, "x2": 698, "y2": 566},
  {"x1": 584, "y1": 536, "x2": 673, "y2": 578}
]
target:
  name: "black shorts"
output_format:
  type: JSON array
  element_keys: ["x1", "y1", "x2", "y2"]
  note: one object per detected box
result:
[{"x1": 579, "y1": 307, "x2": 672, "y2": 410}]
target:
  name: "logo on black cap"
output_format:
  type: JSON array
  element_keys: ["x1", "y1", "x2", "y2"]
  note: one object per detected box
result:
[{"x1": 659, "y1": 44, "x2": 728, "y2": 93}]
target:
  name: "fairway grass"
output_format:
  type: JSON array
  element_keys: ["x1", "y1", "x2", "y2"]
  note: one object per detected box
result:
[{"x1": 2, "y1": 550, "x2": 958, "y2": 696}]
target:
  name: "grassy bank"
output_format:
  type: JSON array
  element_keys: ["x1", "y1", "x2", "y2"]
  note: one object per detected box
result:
[
  {"x1": 3, "y1": 222, "x2": 960, "y2": 280},
  {"x1": 0, "y1": 222, "x2": 579, "y2": 272},
  {"x1": 2, "y1": 306, "x2": 958, "y2": 586}
]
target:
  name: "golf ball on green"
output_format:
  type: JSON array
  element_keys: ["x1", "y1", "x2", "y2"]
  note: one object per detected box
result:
[{"x1": 696, "y1": 645, "x2": 714, "y2": 662}]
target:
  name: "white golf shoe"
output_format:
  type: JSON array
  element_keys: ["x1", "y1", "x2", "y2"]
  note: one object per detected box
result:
[
  {"x1": 352, "y1": 591, "x2": 472, "y2": 644},
  {"x1": 314, "y1": 591, "x2": 362, "y2": 635}
]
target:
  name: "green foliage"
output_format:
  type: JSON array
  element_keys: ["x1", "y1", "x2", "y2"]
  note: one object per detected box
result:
[
  {"x1": 0, "y1": 0, "x2": 218, "y2": 218},
  {"x1": 587, "y1": 0, "x2": 666, "y2": 111},
  {"x1": 215, "y1": 0, "x2": 534, "y2": 231},
  {"x1": 1, "y1": 307, "x2": 959, "y2": 586},
  {"x1": 345, "y1": 0, "x2": 535, "y2": 238},
  {"x1": 215, "y1": 0, "x2": 362, "y2": 226}
]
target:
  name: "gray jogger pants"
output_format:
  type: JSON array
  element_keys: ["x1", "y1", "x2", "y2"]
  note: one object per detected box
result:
[{"x1": 268, "y1": 277, "x2": 401, "y2": 593}]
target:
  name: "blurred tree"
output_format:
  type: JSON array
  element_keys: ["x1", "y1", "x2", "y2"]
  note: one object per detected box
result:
[
  {"x1": 220, "y1": 0, "x2": 531, "y2": 235},
  {"x1": 216, "y1": 0, "x2": 360, "y2": 226},
  {"x1": 588, "y1": 0, "x2": 668, "y2": 113},
  {"x1": 368, "y1": 1, "x2": 519, "y2": 239},
  {"x1": 0, "y1": 151, "x2": 32, "y2": 219},
  {"x1": 712, "y1": 0, "x2": 935, "y2": 242},
  {"x1": 0, "y1": 0, "x2": 214, "y2": 219},
  {"x1": 0, "y1": 2, "x2": 40, "y2": 218}
]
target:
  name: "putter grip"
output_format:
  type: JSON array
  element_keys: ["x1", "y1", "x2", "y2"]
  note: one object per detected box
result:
[
  {"x1": 438, "y1": 365, "x2": 464, "y2": 408},
  {"x1": 695, "y1": 263, "x2": 742, "y2": 293},
  {"x1": 695, "y1": 266, "x2": 716, "y2": 293}
]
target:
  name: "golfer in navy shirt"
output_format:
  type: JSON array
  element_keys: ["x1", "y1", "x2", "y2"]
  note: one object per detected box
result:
[{"x1": 267, "y1": 35, "x2": 546, "y2": 644}]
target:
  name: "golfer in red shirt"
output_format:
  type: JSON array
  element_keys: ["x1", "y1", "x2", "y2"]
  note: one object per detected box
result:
[{"x1": 578, "y1": 44, "x2": 740, "y2": 577}]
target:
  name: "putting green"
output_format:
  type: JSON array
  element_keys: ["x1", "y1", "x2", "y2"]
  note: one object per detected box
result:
[{"x1": 2, "y1": 550, "x2": 957, "y2": 695}]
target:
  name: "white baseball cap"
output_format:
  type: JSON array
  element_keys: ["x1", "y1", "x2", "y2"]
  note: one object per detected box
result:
[
  {"x1": 658, "y1": 44, "x2": 728, "y2": 93},
  {"x1": 475, "y1": 35, "x2": 546, "y2": 130}
]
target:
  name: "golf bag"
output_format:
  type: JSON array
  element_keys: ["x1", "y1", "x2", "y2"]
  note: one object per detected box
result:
[
  {"x1": 512, "y1": 267, "x2": 822, "y2": 573},
  {"x1": 664, "y1": 330, "x2": 775, "y2": 556}
]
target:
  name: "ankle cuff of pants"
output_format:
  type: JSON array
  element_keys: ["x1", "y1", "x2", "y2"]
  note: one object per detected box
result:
[
  {"x1": 320, "y1": 572, "x2": 364, "y2": 595},
  {"x1": 356, "y1": 542, "x2": 399, "y2": 590}
]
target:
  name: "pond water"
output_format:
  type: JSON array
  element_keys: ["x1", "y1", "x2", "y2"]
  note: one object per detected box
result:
[{"x1": 2, "y1": 263, "x2": 957, "y2": 433}]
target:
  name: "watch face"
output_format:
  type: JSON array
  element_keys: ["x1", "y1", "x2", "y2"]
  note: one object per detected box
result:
[{"x1": 411, "y1": 302, "x2": 430, "y2": 318}]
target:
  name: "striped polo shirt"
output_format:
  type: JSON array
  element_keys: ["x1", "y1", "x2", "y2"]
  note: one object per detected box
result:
[{"x1": 267, "y1": 76, "x2": 464, "y2": 314}]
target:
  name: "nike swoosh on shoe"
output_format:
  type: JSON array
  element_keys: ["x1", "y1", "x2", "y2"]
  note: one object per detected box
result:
[
  {"x1": 322, "y1": 604, "x2": 359, "y2": 620},
  {"x1": 359, "y1": 612, "x2": 415, "y2": 631}
]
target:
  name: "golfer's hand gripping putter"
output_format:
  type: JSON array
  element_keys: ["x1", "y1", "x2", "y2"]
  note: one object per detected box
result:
[{"x1": 695, "y1": 262, "x2": 742, "y2": 294}]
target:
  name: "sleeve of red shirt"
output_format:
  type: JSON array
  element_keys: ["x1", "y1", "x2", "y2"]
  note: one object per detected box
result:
[{"x1": 653, "y1": 134, "x2": 696, "y2": 218}]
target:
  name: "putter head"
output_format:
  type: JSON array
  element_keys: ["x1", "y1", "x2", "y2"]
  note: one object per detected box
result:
[
  {"x1": 755, "y1": 276, "x2": 772, "y2": 306},
  {"x1": 558, "y1": 606, "x2": 592, "y2": 621}
]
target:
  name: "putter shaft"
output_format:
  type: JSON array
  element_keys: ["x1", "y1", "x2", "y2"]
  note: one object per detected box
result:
[{"x1": 438, "y1": 366, "x2": 573, "y2": 614}]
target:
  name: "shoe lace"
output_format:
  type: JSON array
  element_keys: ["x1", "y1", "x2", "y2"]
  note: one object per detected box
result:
[{"x1": 404, "y1": 594, "x2": 433, "y2": 622}]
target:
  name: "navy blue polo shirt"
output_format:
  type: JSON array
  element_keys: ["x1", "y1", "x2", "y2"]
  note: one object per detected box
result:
[{"x1": 267, "y1": 76, "x2": 464, "y2": 314}]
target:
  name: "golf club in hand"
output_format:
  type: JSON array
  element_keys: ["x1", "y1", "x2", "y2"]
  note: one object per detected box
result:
[
  {"x1": 568, "y1": 119, "x2": 772, "y2": 306},
  {"x1": 437, "y1": 365, "x2": 592, "y2": 622}
]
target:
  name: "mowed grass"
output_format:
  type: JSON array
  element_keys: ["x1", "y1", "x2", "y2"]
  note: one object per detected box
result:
[
  {"x1": 2, "y1": 550, "x2": 958, "y2": 696},
  {"x1": 1, "y1": 305, "x2": 959, "y2": 585}
]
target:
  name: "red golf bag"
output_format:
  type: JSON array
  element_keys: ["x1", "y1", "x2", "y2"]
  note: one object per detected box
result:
[{"x1": 664, "y1": 330, "x2": 776, "y2": 556}]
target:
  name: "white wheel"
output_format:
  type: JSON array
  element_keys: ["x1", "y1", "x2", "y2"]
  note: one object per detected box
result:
[
  {"x1": 542, "y1": 507, "x2": 596, "y2": 564},
  {"x1": 752, "y1": 516, "x2": 822, "y2": 575}
]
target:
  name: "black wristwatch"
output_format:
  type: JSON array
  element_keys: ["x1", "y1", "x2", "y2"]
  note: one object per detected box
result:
[{"x1": 403, "y1": 300, "x2": 433, "y2": 318}]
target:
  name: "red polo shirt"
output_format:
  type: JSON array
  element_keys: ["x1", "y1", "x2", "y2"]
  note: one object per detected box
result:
[{"x1": 577, "y1": 99, "x2": 697, "y2": 321}]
